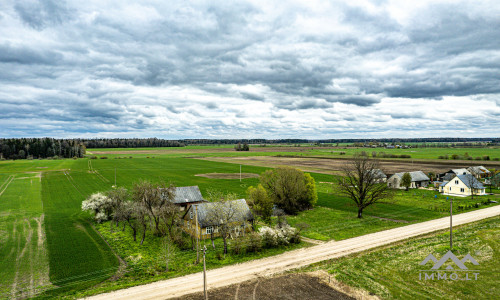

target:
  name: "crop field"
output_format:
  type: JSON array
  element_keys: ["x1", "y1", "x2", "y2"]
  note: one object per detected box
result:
[
  {"x1": 0, "y1": 144, "x2": 498, "y2": 298},
  {"x1": 0, "y1": 172, "x2": 50, "y2": 299},
  {"x1": 307, "y1": 216, "x2": 500, "y2": 299}
]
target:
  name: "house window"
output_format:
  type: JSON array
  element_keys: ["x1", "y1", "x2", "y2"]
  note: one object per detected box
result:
[
  {"x1": 450, "y1": 187, "x2": 452, "y2": 191},
  {"x1": 455, "y1": 180, "x2": 459, "y2": 184},
  {"x1": 460, "y1": 188, "x2": 465, "y2": 193},
  {"x1": 206, "y1": 226, "x2": 214, "y2": 234},
  {"x1": 190, "y1": 211, "x2": 193, "y2": 219}
]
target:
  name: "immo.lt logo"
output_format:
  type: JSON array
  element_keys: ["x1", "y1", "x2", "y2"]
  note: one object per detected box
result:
[{"x1": 419, "y1": 251, "x2": 480, "y2": 281}]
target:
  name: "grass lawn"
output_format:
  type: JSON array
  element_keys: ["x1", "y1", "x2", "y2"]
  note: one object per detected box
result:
[
  {"x1": 303, "y1": 216, "x2": 500, "y2": 299},
  {"x1": 288, "y1": 183, "x2": 499, "y2": 241}
]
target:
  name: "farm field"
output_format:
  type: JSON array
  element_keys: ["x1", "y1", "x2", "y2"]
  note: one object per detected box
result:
[
  {"x1": 306, "y1": 216, "x2": 500, "y2": 300},
  {"x1": 0, "y1": 145, "x2": 498, "y2": 298},
  {"x1": 87, "y1": 145, "x2": 500, "y2": 162},
  {"x1": 0, "y1": 172, "x2": 50, "y2": 299}
]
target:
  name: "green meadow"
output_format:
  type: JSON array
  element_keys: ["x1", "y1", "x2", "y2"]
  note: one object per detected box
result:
[
  {"x1": 0, "y1": 145, "x2": 498, "y2": 298},
  {"x1": 305, "y1": 216, "x2": 500, "y2": 299}
]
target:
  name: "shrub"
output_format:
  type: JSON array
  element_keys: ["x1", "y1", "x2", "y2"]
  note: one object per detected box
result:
[
  {"x1": 89, "y1": 156, "x2": 98, "y2": 159},
  {"x1": 230, "y1": 237, "x2": 245, "y2": 255},
  {"x1": 244, "y1": 232, "x2": 262, "y2": 253},
  {"x1": 438, "y1": 155, "x2": 445, "y2": 159},
  {"x1": 451, "y1": 154, "x2": 459, "y2": 160},
  {"x1": 100, "y1": 156, "x2": 108, "y2": 159},
  {"x1": 339, "y1": 151, "x2": 346, "y2": 155},
  {"x1": 259, "y1": 225, "x2": 299, "y2": 248},
  {"x1": 475, "y1": 157, "x2": 482, "y2": 160},
  {"x1": 483, "y1": 155, "x2": 490, "y2": 161},
  {"x1": 493, "y1": 158, "x2": 499, "y2": 161}
]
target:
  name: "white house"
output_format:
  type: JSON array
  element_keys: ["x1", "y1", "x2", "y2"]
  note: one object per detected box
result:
[
  {"x1": 440, "y1": 174, "x2": 486, "y2": 197},
  {"x1": 387, "y1": 171, "x2": 430, "y2": 189}
]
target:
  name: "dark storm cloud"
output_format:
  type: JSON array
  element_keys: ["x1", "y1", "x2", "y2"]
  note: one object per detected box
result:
[{"x1": 14, "y1": 0, "x2": 70, "y2": 29}]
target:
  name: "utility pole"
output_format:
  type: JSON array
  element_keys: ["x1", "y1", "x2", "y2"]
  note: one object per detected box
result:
[
  {"x1": 203, "y1": 245, "x2": 207, "y2": 300},
  {"x1": 114, "y1": 168, "x2": 117, "y2": 187},
  {"x1": 195, "y1": 205, "x2": 200, "y2": 264},
  {"x1": 450, "y1": 197, "x2": 453, "y2": 250}
]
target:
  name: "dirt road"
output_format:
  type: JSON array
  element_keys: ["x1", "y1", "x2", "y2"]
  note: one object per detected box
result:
[{"x1": 86, "y1": 206, "x2": 500, "y2": 300}]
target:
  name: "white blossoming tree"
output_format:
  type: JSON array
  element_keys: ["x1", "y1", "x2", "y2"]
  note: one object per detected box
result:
[{"x1": 81, "y1": 192, "x2": 113, "y2": 223}]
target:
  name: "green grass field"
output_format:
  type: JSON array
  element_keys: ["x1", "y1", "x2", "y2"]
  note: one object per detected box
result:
[
  {"x1": 0, "y1": 172, "x2": 50, "y2": 299},
  {"x1": 0, "y1": 145, "x2": 498, "y2": 298},
  {"x1": 305, "y1": 216, "x2": 500, "y2": 299}
]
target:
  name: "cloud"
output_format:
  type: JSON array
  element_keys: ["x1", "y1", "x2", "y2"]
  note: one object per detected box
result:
[{"x1": 0, "y1": 1, "x2": 499, "y2": 138}]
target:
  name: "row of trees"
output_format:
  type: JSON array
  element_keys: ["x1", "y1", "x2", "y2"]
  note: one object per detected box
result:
[
  {"x1": 0, "y1": 138, "x2": 86, "y2": 160},
  {"x1": 82, "y1": 138, "x2": 184, "y2": 148},
  {"x1": 82, "y1": 181, "x2": 180, "y2": 245}
]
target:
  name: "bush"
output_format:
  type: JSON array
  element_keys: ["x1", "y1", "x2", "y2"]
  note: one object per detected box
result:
[
  {"x1": 244, "y1": 232, "x2": 262, "y2": 253},
  {"x1": 438, "y1": 155, "x2": 445, "y2": 159},
  {"x1": 493, "y1": 158, "x2": 499, "y2": 161},
  {"x1": 259, "y1": 225, "x2": 299, "y2": 248},
  {"x1": 100, "y1": 156, "x2": 108, "y2": 159},
  {"x1": 451, "y1": 154, "x2": 459, "y2": 160},
  {"x1": 172, "y1": 231, "x2": 191, "y2": 250},
  {"x1": 230, "y1": 237, "x2": 245, "y2": 255},
  {"x1": 475, "y1": 157, "x2": 482, "y2": 160},
  {"x1": 89, "y1": 156, "x2": 98, "y2": 159},
  {"x1": 483, "y1": 155, "x2": 490, "y2": 161}
]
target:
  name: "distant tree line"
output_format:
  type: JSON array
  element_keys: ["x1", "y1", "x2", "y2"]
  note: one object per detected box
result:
[
  {"x1": 82, "y1": 138, "x2": 184, "y2": 148},
  {"x1": 0, "y1": 138, "x2": 86, "y2": 160}
]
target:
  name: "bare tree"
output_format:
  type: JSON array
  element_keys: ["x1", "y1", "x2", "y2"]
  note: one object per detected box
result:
[
  {"x1": 463, "y1": 170, "x2": 480, "y2": 200},
  {"x1": 107, "y1": 187, "x2": 128, "y2": 227},
  {"x1": 337, "y1": 154, "x2": 392, "y2": 218},
  {"x1": 132, "y1": 180, "x2": 173, "y2": 235},
  {"x1": 204, "y1": 192, "x2": 248, "y2": 255}
]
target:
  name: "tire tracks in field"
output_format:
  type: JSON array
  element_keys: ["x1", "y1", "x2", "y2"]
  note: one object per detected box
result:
[
  {"x1": 0, "y1": 175, "x2": 14, "y2": 197},
  {"x1": 88, "y1": 160, "x2": 111, "y2": 184},
  {"x1": 63, "y1": 171, "x2": 85, "y2": 197}
]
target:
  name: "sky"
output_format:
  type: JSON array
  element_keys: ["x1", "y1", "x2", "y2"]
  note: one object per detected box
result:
[{"x1": 1, "y1": 0, "x2": 499, "y2": 139}]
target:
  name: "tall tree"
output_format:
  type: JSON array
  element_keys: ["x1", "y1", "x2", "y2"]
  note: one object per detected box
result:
[
  {"x1": 247, "y1": 184, "x2": 273, "y2": 224},
  {"x1": 401, "y1": 172, "x2": 412, "y2": 191},
  {"x1": 132, "y1": 180, "x2": 174, "y2": 235},
  {"x1": 337, "y1": 154, "x2": 392, "y2": 218},
  {"x1": 259, "y1": 167, "x2": 317, "y2": 215}
]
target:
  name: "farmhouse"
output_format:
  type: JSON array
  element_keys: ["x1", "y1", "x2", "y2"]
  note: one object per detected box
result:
[
  {"x1": 162, "y1": 186, "x2": 207, "y2": 210},
  {"x1": 387, "y1": 171, "x2": 430, "y2": 189},
  {"x1": 467, "y1": 166, "x2": 491, "y2": 178},
  {"x1": 370, "y1": 169, "x2": 387, "y2": 182},
  {"x1": 439, "y1": 168, "x2": 470, "y2": 181},
  {"x1": 182, "y1": 199, "x2": 254, "y2": 239},
  {"x1": 440, "y1": 174, "x2": 486, "y2": 197}
]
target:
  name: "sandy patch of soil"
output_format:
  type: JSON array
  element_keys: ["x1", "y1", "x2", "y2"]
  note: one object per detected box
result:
[{"x1": 195, "y1": 173, "x2": 259, "y2": 179}]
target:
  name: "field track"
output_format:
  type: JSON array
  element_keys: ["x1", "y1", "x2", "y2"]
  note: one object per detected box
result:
[
  {"x1": 86, "y1": 205, "x2": 500, "y2": 300},
  {"x1": 0, "y1": 175, "x2": 14, "y2": 197}
]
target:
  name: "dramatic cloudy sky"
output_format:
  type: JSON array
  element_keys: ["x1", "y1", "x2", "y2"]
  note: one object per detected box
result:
[{"x1": 1, "y1": 0, "x2": 499, "y2": 139}]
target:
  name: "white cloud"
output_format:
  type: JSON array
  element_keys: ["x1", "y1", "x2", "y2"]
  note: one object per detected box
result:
[{"x1": 0, "y1": 0, "x2": 499, "y2": 138}]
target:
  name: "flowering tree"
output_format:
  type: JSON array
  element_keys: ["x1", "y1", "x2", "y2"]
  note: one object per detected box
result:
[{"x1": 81, "y1": 192, "x2": 113, "y2": 223}]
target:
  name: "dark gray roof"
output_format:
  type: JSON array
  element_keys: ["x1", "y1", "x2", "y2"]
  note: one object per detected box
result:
[
  {"x1": 370, "y1": 169, "x2": 387, "y2": 179},
  {"x1": 163, "y1": 186, "x2": 205, "y2": 204},
  {"x1": 186, "y1": 199, "x2": 254, "y2": 227},
  {"x1": 451, "y1": 168, "x2": 470, "y2": 175},
  {"x1": 393, "y1": 171, "x2": 430, "y2": 182},
  {"x1": 456, "y1": 175, "x2": 485, "y2": 189}
]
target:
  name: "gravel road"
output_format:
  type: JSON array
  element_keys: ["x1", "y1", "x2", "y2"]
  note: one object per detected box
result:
[{"x1": 86, "y1": 205, "x2": 500, "y2": 300}]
